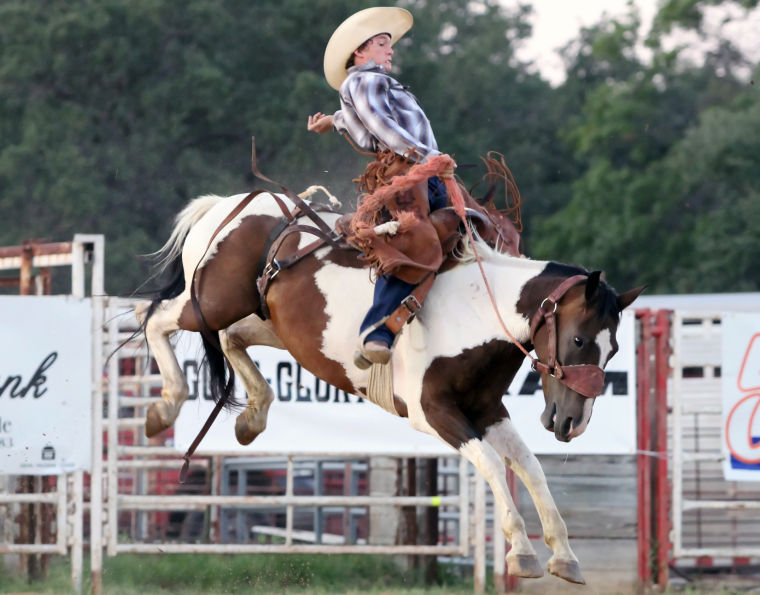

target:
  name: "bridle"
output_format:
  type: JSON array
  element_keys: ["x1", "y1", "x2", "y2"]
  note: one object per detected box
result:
[
  {"x1": 488, "y1": 273, "x2": 606, "y2": 399},
  {"x1": 525, "y1": 275, "x2": 606, "y2": 399}
]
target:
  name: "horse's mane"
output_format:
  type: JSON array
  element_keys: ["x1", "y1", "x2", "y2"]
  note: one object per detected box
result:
[
  {"x1": 454, "y1": 230, "x2": 522, "y2": 264},
  {"x1": 457, "y1": 237, "x2": 621, "y2": 322}
]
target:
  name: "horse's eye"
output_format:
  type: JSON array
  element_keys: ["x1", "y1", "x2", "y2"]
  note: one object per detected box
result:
[{"x1": 573, "y1": 337, "x2": 584, "y2": 347}]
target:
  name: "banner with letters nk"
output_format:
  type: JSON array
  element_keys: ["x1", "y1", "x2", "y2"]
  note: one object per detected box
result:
[
  {"x1": 722, "y1": 313, "x2": 760, "y2": 481},
  {"x1": 174, "y1": 311, "x2": 636, "y2": 455},
  {"x1": 0, "y1": 296, "x2": 92, "y2": 475}
]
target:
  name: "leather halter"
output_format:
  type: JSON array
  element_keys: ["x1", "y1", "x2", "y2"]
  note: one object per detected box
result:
[{"x1": 526, "y1": 275, "x2": 606, "y2": 399}]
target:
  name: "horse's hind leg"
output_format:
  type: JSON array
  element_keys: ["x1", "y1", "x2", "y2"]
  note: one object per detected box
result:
[
  {"x1": 484, "y1": 417, "x2": 585, "y2": 584},
  {"x1": 219, "y1": 315, "x2": 284, "y2": 445},
  {"x1": 136, "y1": 297, "x2": 190, "y2": 438}
]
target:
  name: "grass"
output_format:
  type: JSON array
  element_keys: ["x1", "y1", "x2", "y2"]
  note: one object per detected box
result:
[
  {"x1": 0, "y1": 553, "x2": 477, "y2": 594},
  {"x1": 2, "y1": 554, "x2": 755, "y2": 594}
]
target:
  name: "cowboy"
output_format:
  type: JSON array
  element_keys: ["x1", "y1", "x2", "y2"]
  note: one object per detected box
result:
[{"x1": 307, "y1": 6, "x2": 448, "y2": 368}]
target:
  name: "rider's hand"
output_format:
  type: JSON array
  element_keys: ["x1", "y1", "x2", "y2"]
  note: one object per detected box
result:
[{"x1": 307, "y1": 112, "x2": 334, "y2": 134}]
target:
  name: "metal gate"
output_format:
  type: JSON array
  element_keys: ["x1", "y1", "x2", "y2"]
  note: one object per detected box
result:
[
  {"x1": 670, "y1": 308, "x2": 760, "y2": 567},
  {"x1": 637, "y1": 299, "x2": 760, "y2": 587}
]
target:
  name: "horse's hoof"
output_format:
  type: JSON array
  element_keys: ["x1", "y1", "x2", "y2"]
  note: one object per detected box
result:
[
  {"x1": 506, "y1": 553, "x2": 544, "y2": 579},
  {"x1": 547, "y1": 557, "x2": 585, "y2": 584},
  {"x1": 145, "y1": 403, "x2": 170, "y2": 438},
  {"x1": 234, "y1": 410, "x2": 265, "y2": 446}
]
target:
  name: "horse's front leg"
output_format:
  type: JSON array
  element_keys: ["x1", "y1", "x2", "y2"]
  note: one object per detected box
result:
[
  {"x1": 136, "y1": 299, "x2": 189, "y2": 437},
  {"x1": 408, "y1": 402, "x2": 544, "y2": 579},
  {"x1": 484, "y1": 416, "x2": 585, "y2": 584},
  {"x1": 219, "y1": 315, "x2": 284, "y2": 445}
]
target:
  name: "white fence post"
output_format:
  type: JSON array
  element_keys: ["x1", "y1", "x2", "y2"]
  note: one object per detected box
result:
[
  {"x1": 70, "y1": 470, "x2": 84, "y2": 594},
  {"x1": 473, "y1": 473, "x2": 486, "y2": 593}
]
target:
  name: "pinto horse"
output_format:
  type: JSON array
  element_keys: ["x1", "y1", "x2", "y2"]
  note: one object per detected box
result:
[{"x1": 135, "y1": 182, "x2": 642, "y2": 584}]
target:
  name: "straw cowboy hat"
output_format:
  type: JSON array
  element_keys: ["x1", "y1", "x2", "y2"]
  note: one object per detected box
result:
[{"x1": 323, "y1": 6, "x2": 413, "y2": 90}]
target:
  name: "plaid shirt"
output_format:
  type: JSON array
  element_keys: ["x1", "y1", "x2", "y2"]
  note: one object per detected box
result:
[{"x1": 333, "y1": 61, "x2": 440, "y2": 162}]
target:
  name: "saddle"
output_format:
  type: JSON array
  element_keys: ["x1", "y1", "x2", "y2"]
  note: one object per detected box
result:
[{"x1": 255, "y1": 151, "x2": 523, "y2": 320}]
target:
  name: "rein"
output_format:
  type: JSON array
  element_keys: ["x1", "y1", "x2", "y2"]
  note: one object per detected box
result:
[
  {"x1": 178, "y1": 143, "x2": 347, "y2": 481},
  {"x1": 250, "y1": 138, "x2": 342, "y2": 246},
  {"x1": 181, "y1": 188, "x2": 268, "y2": 482}
]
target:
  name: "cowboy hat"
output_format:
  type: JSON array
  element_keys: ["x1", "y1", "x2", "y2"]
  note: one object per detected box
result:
[{"x1": 323, "y1": 7, "x2": 413, "y2": 90}]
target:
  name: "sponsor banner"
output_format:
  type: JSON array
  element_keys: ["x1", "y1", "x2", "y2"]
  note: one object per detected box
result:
[
  {"x1": 0, "y1": 296, "x2": 92, "y2": 474},
  {"x1": 722, "y1": 313, "x2": 760, "y2": 481},
  {"x1": 174, "y1": 311, "x2": 636, "y2": 455}
]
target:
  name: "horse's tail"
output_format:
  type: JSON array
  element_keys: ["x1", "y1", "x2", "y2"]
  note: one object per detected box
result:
[
  {"x1": 199, "y1": 331, "x2": 240, "y2": 409},
  {"x1": 138, "y1": 193, "x2": 240, "y2": 408},
  {"x1": 150, "y1": 194, "x2": 225, "y2": 276},
  {"x1": 138, "y1": 194, "x2": 225, "y2": 323}
]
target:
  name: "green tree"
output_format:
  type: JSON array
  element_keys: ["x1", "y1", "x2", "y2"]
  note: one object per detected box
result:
[
  {"x1": 529, "y1": 1, "x2": 758, "y2": 293},
  {"x1": 655, "y1": 91, "x2": 760, "y2": 291},
  {"x1": 1, "y1": 0, "x2": 545, "y2": 295},
  {"x1": 3, "y1": 0, "x2": 757, "y2": 296}
]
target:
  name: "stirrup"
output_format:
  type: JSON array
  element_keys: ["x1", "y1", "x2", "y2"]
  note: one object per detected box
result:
[
  {"x1": 354, "y1": 350, "x2": 373, "y2": 370},
  {"x1": 354, "y1": 342, "x2": 392, "y2": 369}
]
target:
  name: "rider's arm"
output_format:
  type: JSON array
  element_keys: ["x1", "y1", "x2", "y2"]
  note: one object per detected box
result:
[{"x1": 307, "y1": 112, "x2": 333, "y2": 134}]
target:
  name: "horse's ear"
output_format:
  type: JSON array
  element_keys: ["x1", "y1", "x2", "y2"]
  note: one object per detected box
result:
[
  {"x1": 478, "y1": 184, "x2": 497, "y2": 209},
  {"x1": 617, "y1": 285, "x2": 646, "y2": 311},
  {"x1": 585, "y1": 271, "x2": 602, "y2": 303}
]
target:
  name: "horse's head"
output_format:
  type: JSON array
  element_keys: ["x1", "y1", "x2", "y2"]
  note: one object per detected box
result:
[{"x1": 531, "y1": 271, "x2": 644, "y2": 442}]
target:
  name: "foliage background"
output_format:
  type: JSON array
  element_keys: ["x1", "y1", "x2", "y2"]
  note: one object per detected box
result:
[{"x1": 0, "y1": 0, "x2": 757, "y2": 296}]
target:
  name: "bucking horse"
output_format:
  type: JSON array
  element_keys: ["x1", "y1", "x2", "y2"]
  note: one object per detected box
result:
[{"x1": 135, "y1": 153, "x2": 643, "y2": 584}]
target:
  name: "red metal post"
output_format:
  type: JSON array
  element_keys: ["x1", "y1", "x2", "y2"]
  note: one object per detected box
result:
[
  {"x1": 636, "y1": 310, "x2": 653, "y2": 585},
  {"x1": 653, "y1": 310, "x2": 672, "y2": 585}
]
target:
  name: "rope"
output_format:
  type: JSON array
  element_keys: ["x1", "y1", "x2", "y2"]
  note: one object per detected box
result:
[
  {"x1": 352, "y1": 154, "x2": 458, "y2": 231},
  {"x1": 351, "y1": 152, "x2": 535, "y2": 361},
  {"x1": 367, "y1": 362, "x2": 397, "y2": 415},
  {"x1": 440, "y1": 169, "x2": 537, "y2": 363}
]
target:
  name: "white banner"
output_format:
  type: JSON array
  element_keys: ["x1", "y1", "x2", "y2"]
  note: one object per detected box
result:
[
  {"x1": 175, "y1": 311, "x2": 636, "y2": 455},
  {"x1": 0, "y1": 296, "x2": 93, "y2": 475},
  {"x1": 722, "y1": 313, "x2": 760, "y2": 481}
]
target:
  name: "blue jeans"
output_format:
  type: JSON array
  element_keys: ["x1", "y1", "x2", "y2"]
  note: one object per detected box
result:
[{"x1": 360, "y1": 176, "x2": 447, "y2": 345}]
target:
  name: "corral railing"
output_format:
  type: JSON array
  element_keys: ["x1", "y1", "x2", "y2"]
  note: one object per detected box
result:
[{"x1": 670, "y1": 309, "x2": 760, "y2": 566}]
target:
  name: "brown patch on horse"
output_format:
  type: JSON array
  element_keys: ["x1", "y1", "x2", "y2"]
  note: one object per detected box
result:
[
  {"x1": 266, "y1": 256, "x2": 357, "y2": 395},
  {"x1": 177, "y1": 214, "x2": 284, "y2": 331},
  {"x1": 322, "y1": 242, "x2": 367, "y2": 269},
  {"x1": 419, "y1": 340, "x2": 526, "y2": 448}
]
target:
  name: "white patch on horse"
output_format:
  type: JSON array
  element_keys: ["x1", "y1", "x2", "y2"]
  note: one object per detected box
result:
[
  {"x1": 295, "y1": 212, "x2": 342, "y2": 251},
  {"x1": 184, "y1": 192, "x2": 296, "y2": 275},
  {"x1": 568, "y1": 398, "x2": 595, "y2": 439},
  {"x1": 414, "y1": 255, "x2": 544, "y2": 362},
  {"x1": 596, "y1": 328, "x2": 614, "y2": 367},
  {"x1": 314, "y1": 264, "x2": 376, "y2": 381},
  {"x1": 315, "y1": 250, "x2": 548, "y2": 387}
]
